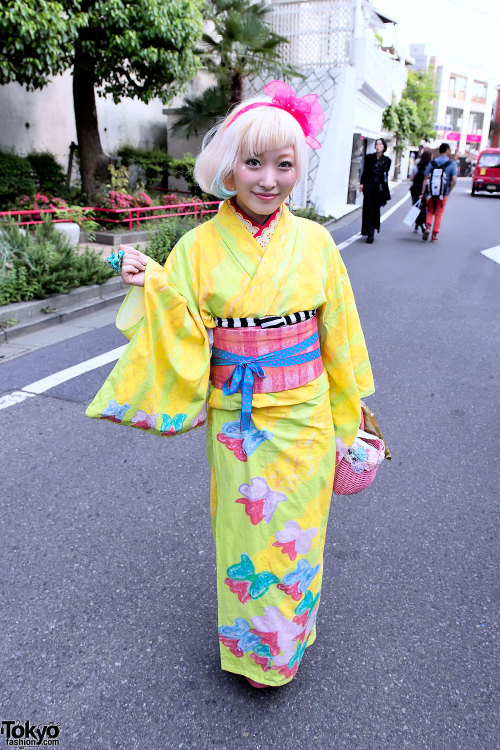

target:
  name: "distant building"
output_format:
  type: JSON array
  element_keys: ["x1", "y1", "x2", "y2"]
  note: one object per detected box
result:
[{"x1": 409, "y1": 44, "x2": 497, "y2": 157}]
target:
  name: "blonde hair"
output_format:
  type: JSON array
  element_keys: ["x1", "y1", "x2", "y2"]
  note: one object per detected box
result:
[{"x1": 194, "y1": 96, "x2": 308, "y2": 199}]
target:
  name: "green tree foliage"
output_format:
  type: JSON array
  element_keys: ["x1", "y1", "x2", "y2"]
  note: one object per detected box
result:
[
  {"x1": 383, "y1": 70, "x2": 436, "y2": 148},
  {"x1": 171, "y1": 0, "x2": 298, "y2": 138},
  {"x1": 402, "y1": 69, "x2": 437, "y2": 142},
  {"x1": 0, "y1": 1, "x2": 203, "y2": 201}
]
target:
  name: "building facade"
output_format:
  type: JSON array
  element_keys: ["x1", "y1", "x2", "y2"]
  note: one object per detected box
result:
[{"x1": 409, "y1": 44, "x2": 496, "y2": 157}]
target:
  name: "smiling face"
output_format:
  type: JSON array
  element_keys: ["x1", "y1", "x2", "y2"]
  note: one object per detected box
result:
[{"x1": 225, "y1": 146, "x2": 298, "y2": 223}]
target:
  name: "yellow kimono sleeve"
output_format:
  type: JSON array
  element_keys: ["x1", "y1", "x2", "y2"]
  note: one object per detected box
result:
[
  {"x1": 85, "y1": 255, "x2": 210, "y2": 436},
  {"x1": 318, "y1": 240, "x2": 375, "y2": 447}
]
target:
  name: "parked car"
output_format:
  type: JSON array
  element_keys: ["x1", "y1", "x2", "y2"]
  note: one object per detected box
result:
[{"x1": 471, "y1": 148, "x2": 500, "y2": 195}]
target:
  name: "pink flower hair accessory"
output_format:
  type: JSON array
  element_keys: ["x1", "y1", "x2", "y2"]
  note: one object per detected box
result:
[{"x1": 227, "y1": 80, "x2": 325, "y2": 149}]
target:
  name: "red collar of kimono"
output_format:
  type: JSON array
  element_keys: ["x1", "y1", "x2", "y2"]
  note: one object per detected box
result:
[{"x1": 229, "y1": 198, "x2": 281, "y2": 237}]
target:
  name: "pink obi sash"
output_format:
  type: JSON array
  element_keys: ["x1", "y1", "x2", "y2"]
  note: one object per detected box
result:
[{"x1": 210, "y1": 315, "x2": 324, "y2": 394}]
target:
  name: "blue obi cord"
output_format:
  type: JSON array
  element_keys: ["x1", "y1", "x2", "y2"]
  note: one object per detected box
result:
[{"x1": 211, "y1": 331, "x2": 321, "y2": 431}]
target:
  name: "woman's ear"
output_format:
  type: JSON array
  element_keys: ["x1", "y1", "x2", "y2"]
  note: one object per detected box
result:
[{"x1": 224, "y1": 173, "x2": 235, "y2": 191}]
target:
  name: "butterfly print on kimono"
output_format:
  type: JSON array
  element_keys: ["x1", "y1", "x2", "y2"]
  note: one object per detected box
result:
[
  {"x1": 277, "y1": 559, "x2": 321, "y2": 601},
  {"x1": 236, "y1": 477, "x2": 287, "y2": 525},
  {"x1": 250, "y1": 606, "x2": 303, "y2": 659},
  {"x1": 225, "y1": 553, "x2": 279, "y2": 603},
  {"x1": 218, "y1": 617, "x2": 262, "y2": 658},
  {"x1": 217, "y1": 419, "x2": 273, "y2": 462},
  {"x1": 160, "y1": 412, "x2": 187, "y2": 435},
  {"x1": 272, "y1": 520, "x2": 318, "y2": 560},
  {"x1": 130, "y1": 410, "x2": 158, "y2": 430},
  {"x1": 101, "y1": 399, "x2": 131, "y2": 423},
  {"x1": 292, "y1": 589, "x2": 320, "y2": 627},
  {"x1": 272, "y1": 639, "x2": 308, "y2": 680}
]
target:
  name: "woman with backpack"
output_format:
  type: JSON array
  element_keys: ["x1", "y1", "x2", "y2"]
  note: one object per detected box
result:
[
  {"x1": 409, "y1": 150, "x2": 431, "y2": 235},
  {"x1": 359, "y1": 138, "x2": 391, "y2": 244}
]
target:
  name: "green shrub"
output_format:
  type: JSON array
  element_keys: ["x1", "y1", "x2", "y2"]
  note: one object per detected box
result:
[
  {"x1": 117, "y1": 145, "x2": 172, "y2": 189},
  {"x1": 27, "y1": 152, "x2": 67, "y2": 197},
  {"x1": 293, "y1": 206, "x2": 334, "y2": 224},
  {"x1": 116, "y1": 147, "x2": 207, "y2": 197},
  {"x1": 0, "y1": 220, "x2": 113, "y2": 305},
  {"x1": 146, "y1": 216, "x2": 199, "y2": 266},
  {"x1": 0, "y1": 152, "x2": 36, "y2": 205},
  {"x1": 168, "y1": 153, "x2": 203, "y2": 196}
]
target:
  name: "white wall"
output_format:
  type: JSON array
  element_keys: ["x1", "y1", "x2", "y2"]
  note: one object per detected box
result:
[{"x1": 0, "y1": 71, "x2": 170, "y2": 172}]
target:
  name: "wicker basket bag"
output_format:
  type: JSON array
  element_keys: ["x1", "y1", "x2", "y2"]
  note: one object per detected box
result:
[{"x1": 333, "y1": 408, "x2": 387, "y2": 496}]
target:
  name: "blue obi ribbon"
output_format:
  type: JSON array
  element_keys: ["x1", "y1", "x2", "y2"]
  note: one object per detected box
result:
[{"x1": 211, "y1": 331, "x2": 321, "y2": 431}]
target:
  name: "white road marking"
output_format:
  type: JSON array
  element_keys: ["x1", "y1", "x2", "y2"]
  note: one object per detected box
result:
[
  {"x1": 0, "y1": 345, "x2": 126, "y2": 409},
  {"x1": 0, "y1": 390, "x2": 36, "y2": 410},
  {"x1": 337, "y1": 191, "x2": 410, "y2": 250},
  {"x1": 481, "y1": 246, "x2": 500, "y2": 265},
  {"x1": 0, "y1": 191, "x2": 412, "y2": 411}
]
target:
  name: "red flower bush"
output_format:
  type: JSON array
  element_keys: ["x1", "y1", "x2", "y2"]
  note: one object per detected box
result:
[{"x1": 17, "y1": 193, "x2": 68, "y2": 221}]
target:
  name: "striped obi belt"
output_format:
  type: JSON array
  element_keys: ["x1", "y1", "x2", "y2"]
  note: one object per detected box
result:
[{"x1": 210, "y1": 312, "x2": 324, "y2": 431}]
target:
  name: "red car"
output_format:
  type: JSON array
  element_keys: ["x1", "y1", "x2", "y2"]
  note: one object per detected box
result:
[{"x1": 471, "y1": 148, "x2": 500, "y2": 195}]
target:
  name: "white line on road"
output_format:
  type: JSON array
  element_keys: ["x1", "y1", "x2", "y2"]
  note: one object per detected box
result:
[
  {"x1": 1, "y1": 192, "x2": 413, "y2": 411},
  {"x1": 0, "y1": 345, "x2": 126, "y2": 410},
  {"x1": 481, "y1": 246, "x2": 500, "y2": 265},
  {"x1": 337, "y1": 191, "x2": 410, "y2": 250}
]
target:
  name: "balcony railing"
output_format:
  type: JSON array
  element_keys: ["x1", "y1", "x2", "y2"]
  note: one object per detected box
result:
[{"x1": 269, "y1": 0, "x2": 355, "y2": 69}]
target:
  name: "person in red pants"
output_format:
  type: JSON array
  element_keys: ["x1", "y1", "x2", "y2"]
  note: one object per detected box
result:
[{"x1": 419, "y1": 143, "x2": 458, "y2": 242}]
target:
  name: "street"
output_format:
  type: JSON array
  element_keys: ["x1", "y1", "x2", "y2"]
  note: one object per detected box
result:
[{"x1": 1, "y1": 179, "x2": 499, "y2": 750}]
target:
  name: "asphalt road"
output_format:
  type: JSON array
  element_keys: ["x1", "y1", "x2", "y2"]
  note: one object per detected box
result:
[{"x1": 1, "y1": 179, "x2": 499, "y2": 750}]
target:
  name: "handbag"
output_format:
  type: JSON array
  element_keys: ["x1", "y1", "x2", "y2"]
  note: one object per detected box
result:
[
  {"x1": 403, "y1": 200, "x2": 422, "y2": 227},
  {"x1": 333, "y1": 404, "x2": 390, "y2": 496}
]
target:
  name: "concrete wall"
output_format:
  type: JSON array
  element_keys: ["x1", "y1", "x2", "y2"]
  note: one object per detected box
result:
[{"x1": 0, "y1": 71, "x2": 174, "y2": 174}]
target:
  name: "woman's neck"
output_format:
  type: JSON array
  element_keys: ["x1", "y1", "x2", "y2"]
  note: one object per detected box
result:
[{"x1": 233, "y1": 197, "x2": 271, "y2": 226}]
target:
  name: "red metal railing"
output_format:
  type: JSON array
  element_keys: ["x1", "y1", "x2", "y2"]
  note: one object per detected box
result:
[{"x1": 0, "y1": 200, "x2": 221, "y2": 230}]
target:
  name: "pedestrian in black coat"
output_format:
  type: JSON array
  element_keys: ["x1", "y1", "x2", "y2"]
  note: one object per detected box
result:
[
  {"x1": 409, "y1": 150, "x2": 431, "y2": 234},
  {"x1": 359, "y1": 138, "x2": 391, "y2": 243}
]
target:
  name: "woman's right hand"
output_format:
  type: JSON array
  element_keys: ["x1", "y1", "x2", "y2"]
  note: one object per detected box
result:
[
  {"x1": 120, "y1": 245, "x2": 148, "y2": 287},
  {"x1": 359, "y1": 184, "x2": 363, "y2": 192}
]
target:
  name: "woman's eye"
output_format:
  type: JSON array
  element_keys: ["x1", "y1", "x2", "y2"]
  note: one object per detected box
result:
[
  {"x1": 279, "y1": 161, "x2": 294, "y2": 169},
  {"x1": 245, "y1": 158, "x2": 260, "y2": 167}
]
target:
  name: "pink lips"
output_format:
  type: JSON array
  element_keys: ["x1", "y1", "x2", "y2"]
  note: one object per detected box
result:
[{"x1": 253, "y1": 193, "x2": 279, "y2": 201}]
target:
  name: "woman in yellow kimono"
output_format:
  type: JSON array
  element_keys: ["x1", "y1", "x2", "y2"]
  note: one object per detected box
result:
[{"x1": 86, "y1": 81, "x2": 375, "y2": 688}]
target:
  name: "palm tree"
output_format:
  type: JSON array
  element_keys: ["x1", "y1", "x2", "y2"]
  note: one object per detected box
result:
[{"x1": 170, "y1": 0, "x2": 300, "y2": 138}]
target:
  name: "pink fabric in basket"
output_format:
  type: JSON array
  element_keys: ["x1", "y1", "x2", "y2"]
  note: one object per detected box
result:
[
  {"x1": 210, "y1": 316, "x2": 324, "y2": 393},
  {"x1": 333, "y1": 411, "x2": 384, "y2": 495}
]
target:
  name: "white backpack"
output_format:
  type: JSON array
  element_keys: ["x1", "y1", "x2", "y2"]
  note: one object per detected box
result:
[{"x1": 428, "y1": 159, "x2": 452, "y2": 199}]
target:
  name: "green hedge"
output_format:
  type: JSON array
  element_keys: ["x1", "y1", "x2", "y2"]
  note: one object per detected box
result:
[
  {"x1": 0, "y1": 152, "x2": 37, "y2": 205},
  {"x1": 0, "y1": 220, "x2": 113, "y2": 306},
  {"x1": 27, "y1": 151, "x2": 67, "y2": 197},
  {"x1": 116, "y1": 146, "x2": 204, "y2": 197}
]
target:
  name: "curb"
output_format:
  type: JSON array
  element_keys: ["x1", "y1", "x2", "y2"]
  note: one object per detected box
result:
[{"x1": 0, "y1": 276, "x2": 126, "y2": 343}]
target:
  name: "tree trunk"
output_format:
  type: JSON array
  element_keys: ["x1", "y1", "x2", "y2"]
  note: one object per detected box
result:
[
  {"x1": 73, "y1": 46, "x2": 110, "y2": 202},
  {"x1": 229, "y1": 71, "x2": 244, "y2": 107},
  {"x1": 393, "y1": 136, "x2": 402, "y2": 182}
]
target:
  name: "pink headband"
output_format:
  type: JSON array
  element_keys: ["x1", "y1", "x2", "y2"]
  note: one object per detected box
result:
[{"x1": 227, "y1": 80, "x2": 325, "y2": 149}]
